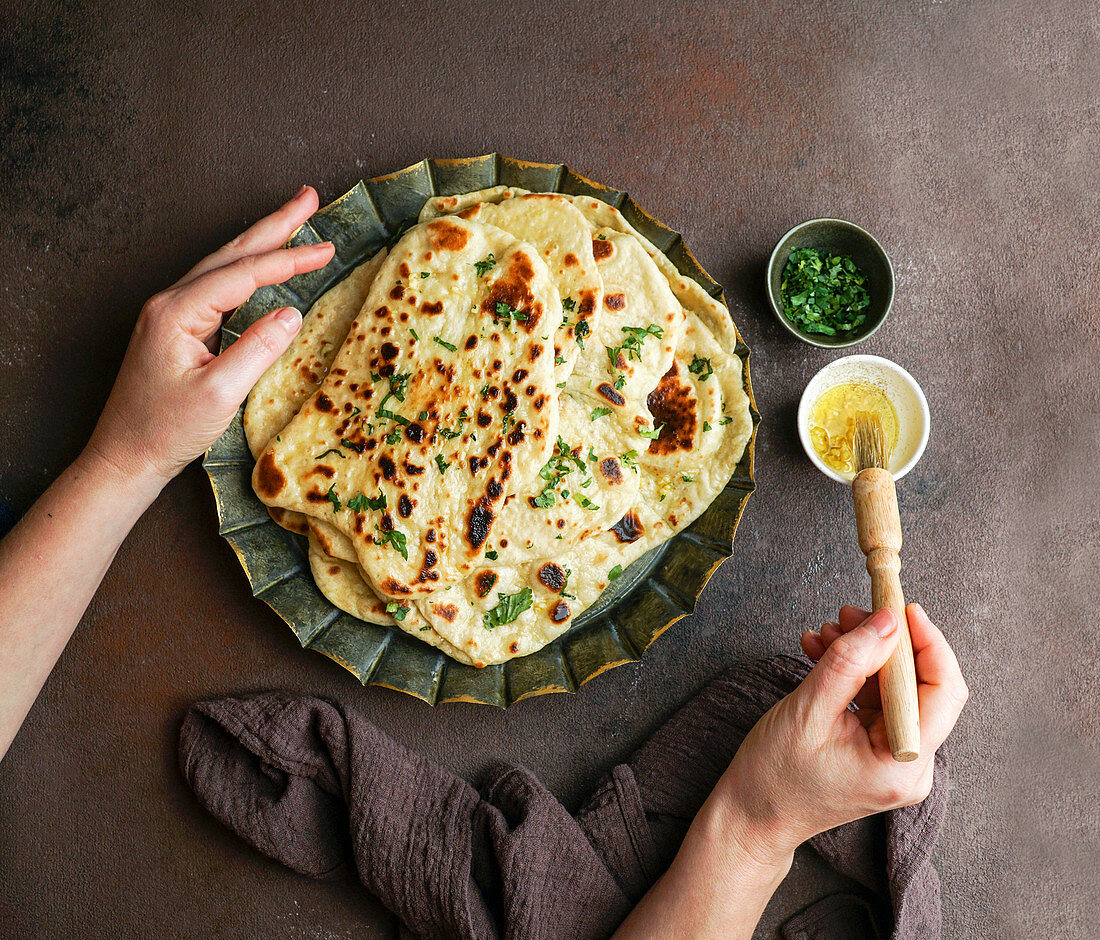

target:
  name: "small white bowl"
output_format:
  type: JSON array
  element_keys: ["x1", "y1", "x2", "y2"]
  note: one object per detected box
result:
[{"x1": 797, "y1": 355, "x2": 930, "y2": 484}]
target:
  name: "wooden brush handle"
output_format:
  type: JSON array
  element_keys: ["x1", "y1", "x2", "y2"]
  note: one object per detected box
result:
[{"x1": 852, "y1": 468, "x2": 921, "y2": 762}]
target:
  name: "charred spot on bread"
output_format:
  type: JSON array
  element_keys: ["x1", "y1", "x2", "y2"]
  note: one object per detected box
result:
[
  {"x1": 596, "y1": 383, "x2": 625, "y2": 406},
  {"x1": 474, "y1": 570, "x2": 498, "y2": 598},
  {"x1": 610, "y1": 510, "x2": 644, "y2": 543},
  {"x1": 466, "y1": 498, "x2": 495, "y2": 550},
  {"x1": 254, "y1": 450, "x2": 286, "y2": 498},
  {"x1": 646, "y1": 363, "x2": 697, "y2": 455},
  {"x1": 537, "y1": 563, "x2": 567, "y2": 593},
  {"x1": 381, "y1": 578, "x2": 411, "y2": 595},
  {"x1": 599, "y1": 458, "x2": 623, "y2": 484},
  {"x1": 432, "y1": 602, "x2": 458, "y2": 622},
  {"x1": 427, "y1": 219, "x2": 470, "y2": 251}
]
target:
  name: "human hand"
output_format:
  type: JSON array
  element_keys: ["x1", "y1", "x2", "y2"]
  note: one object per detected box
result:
[
  {"x1": 714, "y1": 604, "x2": 967, "y2": 864},
  {"x1": 84, "y1": 186, "x2": 336, "y2": 491}
]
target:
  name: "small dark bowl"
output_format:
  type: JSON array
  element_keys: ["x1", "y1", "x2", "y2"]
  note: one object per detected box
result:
[{"x1": 766, "y1": 218, "x2": 895, "y2": 348}]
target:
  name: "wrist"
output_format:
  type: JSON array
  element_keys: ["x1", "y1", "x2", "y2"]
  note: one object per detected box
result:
[
  {"x1": 692, "y1": 792, "x2": 796, "y2": 887},
  {"x1": 74, "y1": 441, "x2": 170, "y2": 507},
  {"x1": 713, "y1": 753, "x2": 808, "y2": 863}
]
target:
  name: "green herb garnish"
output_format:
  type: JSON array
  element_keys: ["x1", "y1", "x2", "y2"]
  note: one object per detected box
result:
[
  {"x1": 315, "y1": 448, "x2": 345, "y2": 460},
  {"x1": 561, "y1": 296, "x2": 576, "y2": 312},
  {"x1": 386, "y1": 601, "x2": 408, "y2": 621},
  {"x1": 348, "y1": 490, "x2": 386, "y2": 512},
  {"x1": 638, "y1": 424, "x2": 663, "y2": 440},
  {"x1": 622, "y1": 323, "x2": 664, "y2": 342},
  {"x1": 573, "y1": 493, "x2": 599, "y2": 511},
  {"x1": 419, "y1": 271, "x2": 430, "y2": 279},
  {"x1": 574, "y1": 319, "x2": 590, "y2": 349},
  {"x1": 485, "y1": 550, "x2": 499, "y2": 560},
  {"x1": 606, "y1": 323, "x2": 662, "y2": 372},
  {"x1": 780, "y1": 248, "x2": 871, "y2": 336},
  {"x1": 494, "y1": 301, "x2": 528, "y2": 324},
  {"x1": 374, "y1": 526, "x2": 408, "y2": 560},
  {"x1": 325, "y1": 483, "x2": 341, "y2": 512},
  {"x1": 434, "y1": 336, "x2": 457, "y2": 351},
  {"x1": 435, "y1": 454, "x2": 450, "y2": 474},
  {"x1": 483, "y1": 588, "x2": 533, "y2": 630},
  {"x1": 473, "y1": 253, "x2": 496, "y2": 276},
  {"x1": 378, "y1": 408, "x2": 409, "y2": 427},
  {"x1": 531, "y1": 437, "x2": 590, "y2": 507},
  {"x1": 688, "y1": 355, "x2": 713, "y2": 381},
  {"x1": 590, "y1": 406, "x2": 612, "y2": 421},
  {"x1": 377, "y1": 373, "x2": 411, "y2": 426},
  {"x1": 608, "y1": 564, "x2": 623, "y2": 582},
  {"x1": 410, "y1": 328, "x2": 420, "y2": 341}
]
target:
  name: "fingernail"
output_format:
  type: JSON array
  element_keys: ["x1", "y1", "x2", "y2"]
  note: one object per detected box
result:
[
  {"x1": 293, "y1": 185, "x2": 309, "y2": 198},
  {"x1": 275, "y1": 307, "x2": 302, "y2": 331},
  {"x1": 862, "y1": 608, "x2": 898, "y2": 638}
]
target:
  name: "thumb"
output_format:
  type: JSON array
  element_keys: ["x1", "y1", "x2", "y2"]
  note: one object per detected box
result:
[
  {"x1": 207, "y1": 307, "x2": 302, "y2": 403},
  {"x1": 800, "y1": 608, "x2": 900, "y2": 725}
]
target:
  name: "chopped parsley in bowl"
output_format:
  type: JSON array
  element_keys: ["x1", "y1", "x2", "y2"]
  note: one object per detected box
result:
[
  {"x1": 766, "y1": 219, "x2": 895, "y2": 348},
  {"x1": 781, "y1": 249, "x2": 870, "y2": 337}
]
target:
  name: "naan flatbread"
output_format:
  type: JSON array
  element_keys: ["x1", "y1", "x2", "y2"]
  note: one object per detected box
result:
[
  {"x1": 249, "y1": 188, "x2": 753, "y2": 666},
  {"x1": 307, "y1": 530, "x2": 476, "y2": 664},
  {"x1": 448, "y1": 194, "x2": 602, "y2": 381},
  {"x1": 244, "y1": 248, "x2": 386, "y2": 549},
  {"x1": 254, "y1": 217, "x2": 563, "y2": 599}
]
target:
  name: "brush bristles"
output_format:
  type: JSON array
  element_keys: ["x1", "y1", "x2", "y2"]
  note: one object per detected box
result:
[{"x1": 853, "y1": 411, "x2": 887, "y2": 472}]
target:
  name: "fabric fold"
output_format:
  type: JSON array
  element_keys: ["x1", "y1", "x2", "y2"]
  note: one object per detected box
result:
[{"x1": 179, "y1": 656, "x2": 946, "y2": 939}]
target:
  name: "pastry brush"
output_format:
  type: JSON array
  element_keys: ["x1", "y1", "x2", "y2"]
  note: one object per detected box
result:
[{"x1": 852, "y1": 411, "x2": 921, "y2": 762}]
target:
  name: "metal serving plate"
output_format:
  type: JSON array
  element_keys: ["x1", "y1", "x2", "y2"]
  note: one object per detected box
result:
[{"x1": 203, "y1": 155, "x2": 760, "y2": 706}]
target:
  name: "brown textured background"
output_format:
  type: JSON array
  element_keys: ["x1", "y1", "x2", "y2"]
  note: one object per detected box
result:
[{"x1": 1, "y1": 0, "x2": 1098, "y2": 937}]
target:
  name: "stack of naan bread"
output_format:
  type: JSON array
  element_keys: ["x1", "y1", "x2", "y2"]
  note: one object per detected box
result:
[{"x1": 246, "y1": 188, "x2": 752, "y2": 667}]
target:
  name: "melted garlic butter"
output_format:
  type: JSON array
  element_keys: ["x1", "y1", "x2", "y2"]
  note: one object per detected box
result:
[{"x1": 809, "y1": 381, "x2": 898, "y2": 474}]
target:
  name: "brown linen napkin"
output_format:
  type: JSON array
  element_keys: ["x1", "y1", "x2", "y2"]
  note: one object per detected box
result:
[{"x1": 179, "y1": 655, "x2": 947, "y2": 940}]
